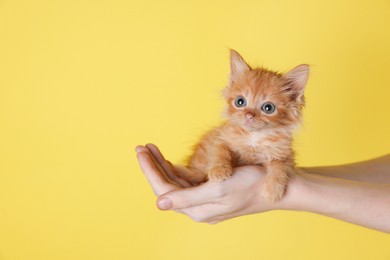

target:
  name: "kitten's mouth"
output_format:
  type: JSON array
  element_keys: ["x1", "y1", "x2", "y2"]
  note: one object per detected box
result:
[
  {"x1": 244, "y1": 118, "x2": 264, "y2": 130},
  {"x1": 244, "y1": 120, "x2": 260, "y2": 130},
  {"x1": 244, "y1": 120, "x2": 254, "y2": 128}
]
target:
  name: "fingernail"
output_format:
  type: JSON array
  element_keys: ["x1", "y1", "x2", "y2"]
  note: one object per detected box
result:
[
  {"x1": 135, "y1": 146, "x2": 146, "y2": 153},
  {"x1": 157, "y1": 197, "x2": 173, "y2": 210}
]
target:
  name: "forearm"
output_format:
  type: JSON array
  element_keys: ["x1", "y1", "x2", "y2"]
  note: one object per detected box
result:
[
  {"x1": 301, "y1": 154, "x2": 390, "y2": 184},
  {"x1": 280, "y1": 171, "x2": 390, "y2": 233}
]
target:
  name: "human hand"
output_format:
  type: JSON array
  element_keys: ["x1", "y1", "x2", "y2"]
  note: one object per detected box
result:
[
  {"x1": 136, "y1": 146, "x2": 390, "y2": 231},
  {"x1": 136, "y1": 144, "x2": 281, "y2": 224}
]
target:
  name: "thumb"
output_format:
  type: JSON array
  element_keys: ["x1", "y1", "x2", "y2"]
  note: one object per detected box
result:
[{"x1": 156, "y1": 182, "x2": 222, "y2": 210}]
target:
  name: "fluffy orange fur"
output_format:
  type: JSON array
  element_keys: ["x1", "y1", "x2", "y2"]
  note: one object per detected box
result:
[{"x1": 179, "y1": 50, "x2": 309, "y2": 202}]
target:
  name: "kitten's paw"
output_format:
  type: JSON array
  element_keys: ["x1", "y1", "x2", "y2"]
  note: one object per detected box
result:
[
  {"x1": 208, "y1": 165, "x2": 233, "y2": 182},
  {"x1": 261, "y1": 181, "x2": 286, "y2": 203}
]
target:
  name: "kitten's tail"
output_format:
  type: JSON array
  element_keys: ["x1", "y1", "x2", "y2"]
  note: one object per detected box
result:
[{"x1": 175, "y1": 165, "x2": 207, "y2": 185}]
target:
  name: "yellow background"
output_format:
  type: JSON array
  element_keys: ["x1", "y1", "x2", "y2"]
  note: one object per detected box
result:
[{"x1": 1, "y1": 0, "x2": 389, "y2": 259}]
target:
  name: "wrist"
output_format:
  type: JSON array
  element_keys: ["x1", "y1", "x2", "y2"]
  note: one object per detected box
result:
[
  {"x1": 276, "y1": 170, "x2": 353, "y2": 216},
  {"x1": 276, "y1": 173, "x2": 306, "y2": 211},
  {"x1": 275, "y1": 171, "x2": 334, "y2": 214},
  {"x1": 251, "y1": 172, "x2": 310, "y2": 213}
]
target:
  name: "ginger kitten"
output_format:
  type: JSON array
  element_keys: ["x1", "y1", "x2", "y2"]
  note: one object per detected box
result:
[{"x1": 179, "y1": 50, "x2": 309, "y2": 202}]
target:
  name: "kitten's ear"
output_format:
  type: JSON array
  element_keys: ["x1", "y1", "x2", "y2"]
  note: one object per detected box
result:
[
  {"x1": 283, "y1": 64, "x2": 310, "y2": 103},
  {"x1": 229, "y1": 49, "x2": 250, "y2": 83}
]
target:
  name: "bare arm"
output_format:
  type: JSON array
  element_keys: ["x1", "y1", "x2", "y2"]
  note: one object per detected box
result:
[
  {"x1": 302, "y1": 154, "x2": 390, "y2": 184},
  {"x1": 282, "y1": 171, "x2": 390, "y2": 233},
  {"x1": 136, "y1": 144, "x2": 390, "y2": 233}
]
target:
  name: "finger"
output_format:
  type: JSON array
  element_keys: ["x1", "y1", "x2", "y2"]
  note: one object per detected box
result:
[
  {"x1": 163, "y1": 161, "x2": 193, "y2": 188},
  {"x1": 144, "y1": 143, "x2": 167, "y2": 163},
  {"x1": 136, "y1": 145, "x2": 178, "y2": 186},
  {"x1": 137, "y1": 151, "x2": 178, "y2": 196},
  {"x1": 145, "y1": 143, "x2": 192, "y2": 188},
  {"x1": 156, "y1": 182, "x2": 224, "y2": 210},
  {"x1": 172, "y1": 164, "x2": 206, "y2": 186},
  {"x1": 135, "y1": 145, "x2": 148, "y2": 154}
]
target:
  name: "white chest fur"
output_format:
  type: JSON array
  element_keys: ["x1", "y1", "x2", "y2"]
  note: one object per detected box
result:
[{"x1": 247, "y1": 131, "x2": 269, "y2": 147}]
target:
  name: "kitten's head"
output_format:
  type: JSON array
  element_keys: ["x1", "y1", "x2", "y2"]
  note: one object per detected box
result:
[{"x1": 223, "y1": 50, "x2": 309, "y2": 132}]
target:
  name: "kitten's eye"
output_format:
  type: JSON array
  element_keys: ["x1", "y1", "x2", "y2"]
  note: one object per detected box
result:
[
  {"x1": 234, "y1": 96, "x2": 247, "y2": 108},
  {"x1": 261, "y1": 102, "x2": 276, "y2": 114}
]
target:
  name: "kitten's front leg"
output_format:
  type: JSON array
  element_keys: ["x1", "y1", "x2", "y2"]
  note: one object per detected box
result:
[
  {"x1": 262, "y1": 160, "x2": 295, "y2": 202},
  {"x1": 207, "y1": 144, "x2": 233, "y2": 182}
]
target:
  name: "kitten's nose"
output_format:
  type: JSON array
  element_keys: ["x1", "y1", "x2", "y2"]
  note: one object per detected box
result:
[{"x1": 245, "y1": 112, "x2": 254, "y2": 121}]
